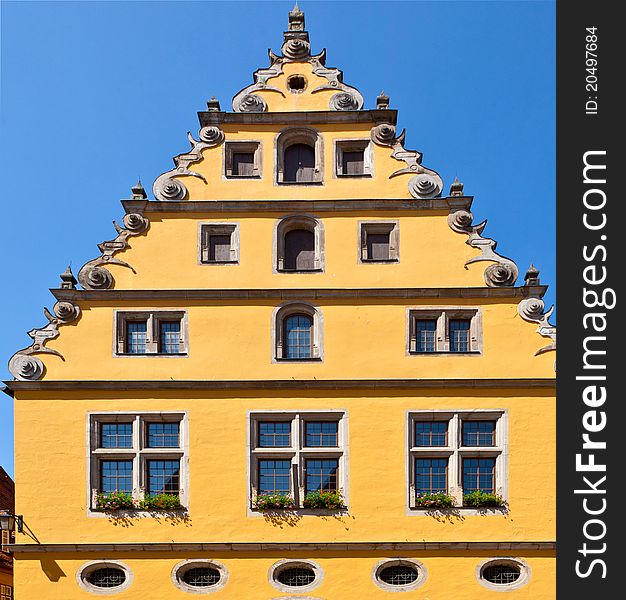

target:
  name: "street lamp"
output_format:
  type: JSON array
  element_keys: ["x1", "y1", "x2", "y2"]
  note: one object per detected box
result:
[{"x1": 0, "y1": 511, "x2": 23, "y2": 533}]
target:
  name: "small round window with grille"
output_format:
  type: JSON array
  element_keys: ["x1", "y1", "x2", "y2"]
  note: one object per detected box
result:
[
  {"x1": 269, "y1": 559, "x2": 323, "y2": 593},
  {"x1": 88, "y1": 567, "x2": 126, "y2": 588},
  {"x1": 277, "y1": 566, "x2": 316, "y2": 587},
  {"x1": 172, "y1": 560, "x2": 228, "y2": 593},
  {"x1": 372, "y1": 559, "x2": 426, "y2": 592},
  {"x1": 477, "y1": 558, "x2": 530, "y2": 591},
  {"x1": 77, "y1": 561, "x2": 133, "y2": 594},
  {"x1": 182, "y1": 567, "x2": 221, "y2": 587}
]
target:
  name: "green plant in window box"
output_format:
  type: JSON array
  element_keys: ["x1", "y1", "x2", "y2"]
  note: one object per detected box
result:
[
  {"x1": 462, "y1": 490, "x2": 506, "y2": 508},
  {"x1": 414, "y1": 492, "x2": 455, "y2": 509},
  {"x1": 253, "y1": 494, "x2": 296, "y2": 510},
  {"x1": 139, "y1": 494, "x2": 184, "y2": 511},
  {"x1": 95, "y1": 491, "x2": 136, "y2": 511},
  {"x1": 302, "y1": 490, "x2": 345, "y2": 510}
]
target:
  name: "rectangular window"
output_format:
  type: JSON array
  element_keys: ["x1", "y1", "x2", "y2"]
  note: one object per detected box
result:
[
  {"x1": 116, "y1": 311, "x2": 187, "y2": 356},
  {"x1": 359, "y1": 221, "x2": 399, "y2": 262},
  {"x1": 0, "y1": 585, "x2": 12, "y2": 600},
  {"x1": 415, "y1": 421, "x2": 447, "y2": 447},
  {"x1": 200, "y1": 223, "x2": 239, "y2": 264},
  {"x1": 335, "y1": 140, "x2": 372, "y2": 177},
  {"x1": 408, "y1": 308, "x2": 481, "y2": 354},
  {"x1": 342, "y1": 150, "x2": 365, "y2": 175},
  {"x1": 462, "y1": 420, "x2": 496, "y2": 446},
  {"x1": 89, "y1": 413, "x2": 187, "y2": 511},
  {"x1": 462, "y1": 458, "x2": 495, "y2": 494},
  {"x1": 250, "y1": 412, "x2": 346, "y2": 509},
  {"x1": 415, "y1": 458, "x2": 448, "y2": 495},
  {"x1": 225, "y1": 141, "x2": 261, "y2": 178},
  {"x1": 258, "y1": 422, "x2": 291, "y2": 447},
  {"x1": 305, "y1": 421, "x2": 338, "y2": 447},
  {"x1": 100, "y1": 460, "x2": 133, "y2": 494},
  {"x1": 408, "y1": 411, "x2": 506, "y2": 509}
]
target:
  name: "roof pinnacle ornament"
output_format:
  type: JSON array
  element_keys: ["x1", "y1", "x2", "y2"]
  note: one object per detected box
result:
[
  {"x1": 59, "y1": 265, "x2": 77, "y2": 290},
  {"x1": 282, "y1": 3, "x2": 310, "y2": 59},
  {"x1": 131, "y1": 179, "x2": 147, "y2": 200},
  {"x1": 376, "y1": 91, "x2": 390, "y2": 110},
  {"x1": 450, "y1": 177, "x2": 464, "y2": 196},
  {"x1": 288, "y1": 3, "x2": 305, "y2": 31},
  {"x1": 524, "y1": 263, "x2": 541, "y2": 286}
]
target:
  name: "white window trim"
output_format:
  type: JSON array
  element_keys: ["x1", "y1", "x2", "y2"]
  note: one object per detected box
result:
[
  {"x1": 198, "y1": 222, "x2": 240, "y2": 265},
  {"x1": 86, "y1": 412, "x2": 189, "y2": 516},
  {"x1": 76, "y1": 560, "x2": 134, "y2": 595},
  {"x1": 273, "y1": 214, "x2": 325, "y2": 273},
  {"x1": 171, "y1": 559, "x2": 229, "y2": 594},
  {"x1": 113, "y1": 310, "x2": 189, "y2": 357},
  {"x1": 406, "y1": 306, "x2": 482, "y2": 355},
  {"x1": 475, "y1": 557, "x2": 531, "y2": 591},
  {"x1": 371, "y1": 558, "x2": 428, "y2": 592},
  {"x1": 358, "y1": 220, "x2": 400, "y2": 263},
  {"x1": 247, "y1": 410, "x2": 348, "y2": 514},
  {"x1": 406, "y1": 409, "x2": 508, "y2": 514},
  {"x1": 223, "y1": 140, "x2": 262, "y2": 179},
  {"x1": 334, "y1": 138, "x2": 374, "y2": 178},
  {"x1": 272, "y1": 302, "x2": 324, "y2": 362}
]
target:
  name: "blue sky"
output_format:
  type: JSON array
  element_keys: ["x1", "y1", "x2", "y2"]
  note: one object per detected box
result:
[{"x1": 0, "y1": 0, "x2": 555, "y2": 476}]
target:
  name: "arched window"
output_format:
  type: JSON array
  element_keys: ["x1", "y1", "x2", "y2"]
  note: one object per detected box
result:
[
  {"x1": 276, "y1": 128, "x2": 323, "y2": 184},
  {"x1": 274, "y1": 303, "x2": 323, "y2": 361},
  {"x1": 275, "y1": 215, "x2": 324, "y2": 272}
]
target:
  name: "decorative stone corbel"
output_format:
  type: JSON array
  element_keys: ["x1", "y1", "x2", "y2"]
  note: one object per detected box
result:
[
  {"x1": 8, "y1": 270, "x2": 81, "y2": 381},
  {"x1": 447, "y1": 207, "x2": 519, "y2": 287},
  {"x1": 77, "y1": 212, "x2": 149, "y2": 290},
  {"x1": 153, "y1": 126, "x2": 225, "y2": 201}
]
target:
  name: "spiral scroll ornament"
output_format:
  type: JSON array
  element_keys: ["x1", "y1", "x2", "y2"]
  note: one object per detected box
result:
[
  {"x1": 281, "y1": 38, "x2": 311, "y2": 60},
  {"x1": 122, "y1": 213, "x2": 149, "y2": 234},
  {"x1": 53, "y1": 301, "x2": 81, "y2": 324},
  {"x1": 518, "y1": 297, "x2": 546, "y2": 322},
  {"x1": 408, "y1": 173, "x2": 442, "y2": 199},
  {"x1": 80, "y1": 265, "x2": 114, "y2": 290},
  {"x1": 329, "y1": 92, "x2": 359, "y2": 111},
  {"x1": 235, "y1": 94, "x2": 267, "y2": 113},
  {"x1": 153, "y1": 177, "x2": 188, "y2": 202},
  {"x1": 447, "y1": 210, "x2": 474, "y2": 233},
  {"x1": 199, "y1": 126, "x2": 225, "y2": 146},
  {"x1": 8, "y1": 354, "x2": 45, "y2": 381},
  {"x1": 484, "y1": 263, "x2": 518, "y2": 287},
  {"x1": 371, "y1": 124, "x2": 397, "y2": 146}
]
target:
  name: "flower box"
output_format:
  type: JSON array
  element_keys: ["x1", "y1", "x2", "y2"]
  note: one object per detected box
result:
[
  {"x1": 302, "y1": 491, "x2": 345, "y2": 510},
  {"x1": 462, "y1": 491, "x2": 506, "y2": 508},
  {"x1": 414, "y1": 492, "x2": 455, "y2": 509},
  {"x1": 95, "y1": 491, "x2": 184, "y2": 512},
  {"x1": 253, "y1": 494, "x2": 296, "y2": 510}
]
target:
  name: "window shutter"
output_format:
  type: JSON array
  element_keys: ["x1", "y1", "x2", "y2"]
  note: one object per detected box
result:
[
  {"x1": 233, "y1": 152, "x2": 255, "y2": 176},
  {"x1": 343, "y1": 151, "x2": 364, "y2": 175},
  {"x1": 285, "y1": 229, "x2": 315, "y2": 270},
  {"x1": 201, "y1": 227, "x2": 210, "y2": 262},
  {"x1": 367, "y1": 233, "x2": 391, "y2": 260},
  {"x1": 209, "y1": 234, "x2": 232, "y2": 261}
]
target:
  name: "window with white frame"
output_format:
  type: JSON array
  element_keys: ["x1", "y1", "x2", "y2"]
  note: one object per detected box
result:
[
  {"x1": 249, "y1": 411, "x2": 347, "y2": 508},
  {"x1": 88, "y1": 413, "x2": 188, "y2": 510},
  {"x1": 199, "y1": 223, "x2": 239, "y2": 264},
  {"x1": 224, "y1": 141, "x2": 262, "y2": 178},
  {"x1": 335, "y1": 139, "x2": 373, "y2": 177},
  {"x1": 115, "y1": 311, "x2": 188, "y2": 356},
  {"x1": 407, "y1": 308, "x2": 481, "y2": 354},
  {"x1": 359, "y1": 221, "x2": 399, "y2": 262},
  {"x1": 273, "y1": 302, "x2": 323, "y2": 361},
  {"x1": 407, "y1": 410, "x2": 507, "y2": 509}
]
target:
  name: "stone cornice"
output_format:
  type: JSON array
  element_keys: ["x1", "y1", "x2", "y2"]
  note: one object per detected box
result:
[
  {"x1": 121, "y1": 196, "x2": 472, "y2": 214},
  {"x1": 198, "y1": 109, "x2": 398, "y2": 127},
  {"x1": 50, "y1": 285, "x2": 548, "y2": 303},
  {"x1": 3, "y1": 378, "x2": 556, "y2": 395},
  {"x1": 7, "y1": 540, "x2": 556, "y2": 553}
]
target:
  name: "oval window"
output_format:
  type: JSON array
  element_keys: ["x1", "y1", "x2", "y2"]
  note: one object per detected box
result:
[
  {"x1": 276, "y1": 566, "x2": 316, "y2": 587},
  {"x1": 378, "y1": 564, "x2": 419, "y2": 586},
  {"x1": 482, "y1": 563, "x2": 521, "y2": 585},
  {"x1": 182, "y1": 566, "x2": 221, "y2": 587},
  {"x1": 87, "y1": 567, "x2": 126, "y2": 588}
]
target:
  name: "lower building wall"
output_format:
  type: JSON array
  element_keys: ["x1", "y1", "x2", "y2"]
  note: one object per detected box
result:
[{"x1": 14, "y1": 551, "x2": 555, "y2": 598}]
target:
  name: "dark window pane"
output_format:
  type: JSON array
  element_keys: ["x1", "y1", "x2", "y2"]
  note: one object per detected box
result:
[
  {"x1": 209, "y1": 234, "x2": 232, "y2": 261},
  {"x1": 284, "y1": 143, "x2": 315, "y2": 182},
  {"x1": 284, "y1": 314, "x2": 312, "y2": 359},
  {"x1": 366, "y1": 232, "x2": 390, "y2": 260},
  {"x1": 462, "y1": 421, "x2": 496, "y2": 446},
  {"x1": 100, "y1": 423, "x2": 133, "y2": 448},
  {"x1": 100, "y1": 460, "x2": 133, "y2": 493},
  {"x1": 379, "y1": 565, "x2": 418, "y2": 586},
  {"x1": 88, "y1": 568, "x2": 126, "y2": 588},
  {"x1": 159, "y1": 321, "x2": 180, "y2": 354},
  {"x1": 305, "y1": 421, "x2": 338, "y2": 447},
  {"x1": 277, "y1": 567, "x2": 316, "y2": 587},
  {"x1": 259, "y1": 459, "x2": 291, "y2": 495},
  {"x1": 284, "y1": 229, "x2": 315, "y2": 270},
  {"x1": 415, "y1": 458, "x2": 447, "y2": 495},
  {"x1": 450, "y1": 319, "x2": 471, "y2": 352},
  {"x1": 147, "y1": 459, "x2": 180, "y2": 495},
  {"x1": 182, "y1": 567, "x2": 221, "y2": 587},
  {"x1": 232, "y1": 152, "x2": 255, "y2": 176},
  {"x1": 342, "y1": 150, "x2": 364, "y2": 175},
  {"x1": 258, "y1": 422, "x2": 291, "y2": 447},
  {"x1": 414, "y1": 421, "x2": 447, "y2": 447},
  {"x1": 483, "y1": 565, "x2": 520, "y2": 585},
  {"x1": 462, "y1": 458, "x2": 495, "y2": 494},
  {"x1": 415, "y1": 319, "x2": 437, "y2": 352},
  {"x1": 147, "y1": 422, "x2": 180, "y2": 448},
  {"x1": 305, "y1": 458, "x2": 338, "y2": 494},
  {"x1": 126, "y1": 321, "x2": 147, "y2": 354}
]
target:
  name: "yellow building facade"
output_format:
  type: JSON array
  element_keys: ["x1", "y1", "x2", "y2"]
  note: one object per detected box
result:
[{"x1": 4, "y1": 6, "x2": 556, "y2": 599}]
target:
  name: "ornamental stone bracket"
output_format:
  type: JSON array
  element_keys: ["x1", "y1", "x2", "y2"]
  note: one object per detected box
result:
[
  {"x1": 8, "y1": 269, "x2": 81, "y2": 381},
  {"x1": 231, "y1": 5, "x2": 364, "y2": 113},
  {"x1": 370, "y1": 123, "x2": 443, "y2": 200},
  {"x1": 447, "y1": 204, "x2": 519, "y2": 287},
  {"x1": 152, "y1": 126, "x2": 225, "y2": 201},
  {"x1": 77, "y1": 212, "x2": 150, "y2": 290}
]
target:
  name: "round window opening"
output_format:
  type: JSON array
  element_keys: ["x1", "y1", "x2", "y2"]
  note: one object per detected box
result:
[
  {"x1": 287, "y1": 74, "x2": 307, "y2": 93},
  {"x1": 277, "y1": 566, "x2": 316, "y2": 587},
  {"x1": 87, "y1": 567, "x2": 126, "y2": 589},
  {"x1": 379, "y1": 565, "x2": 419, "y2": 587},
  {"x1": 182, "y1": 567, "x2": 221, "y2": 588},
  {"x1": 482, "y1": 564, "x2": 521, "y2": 585}
]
